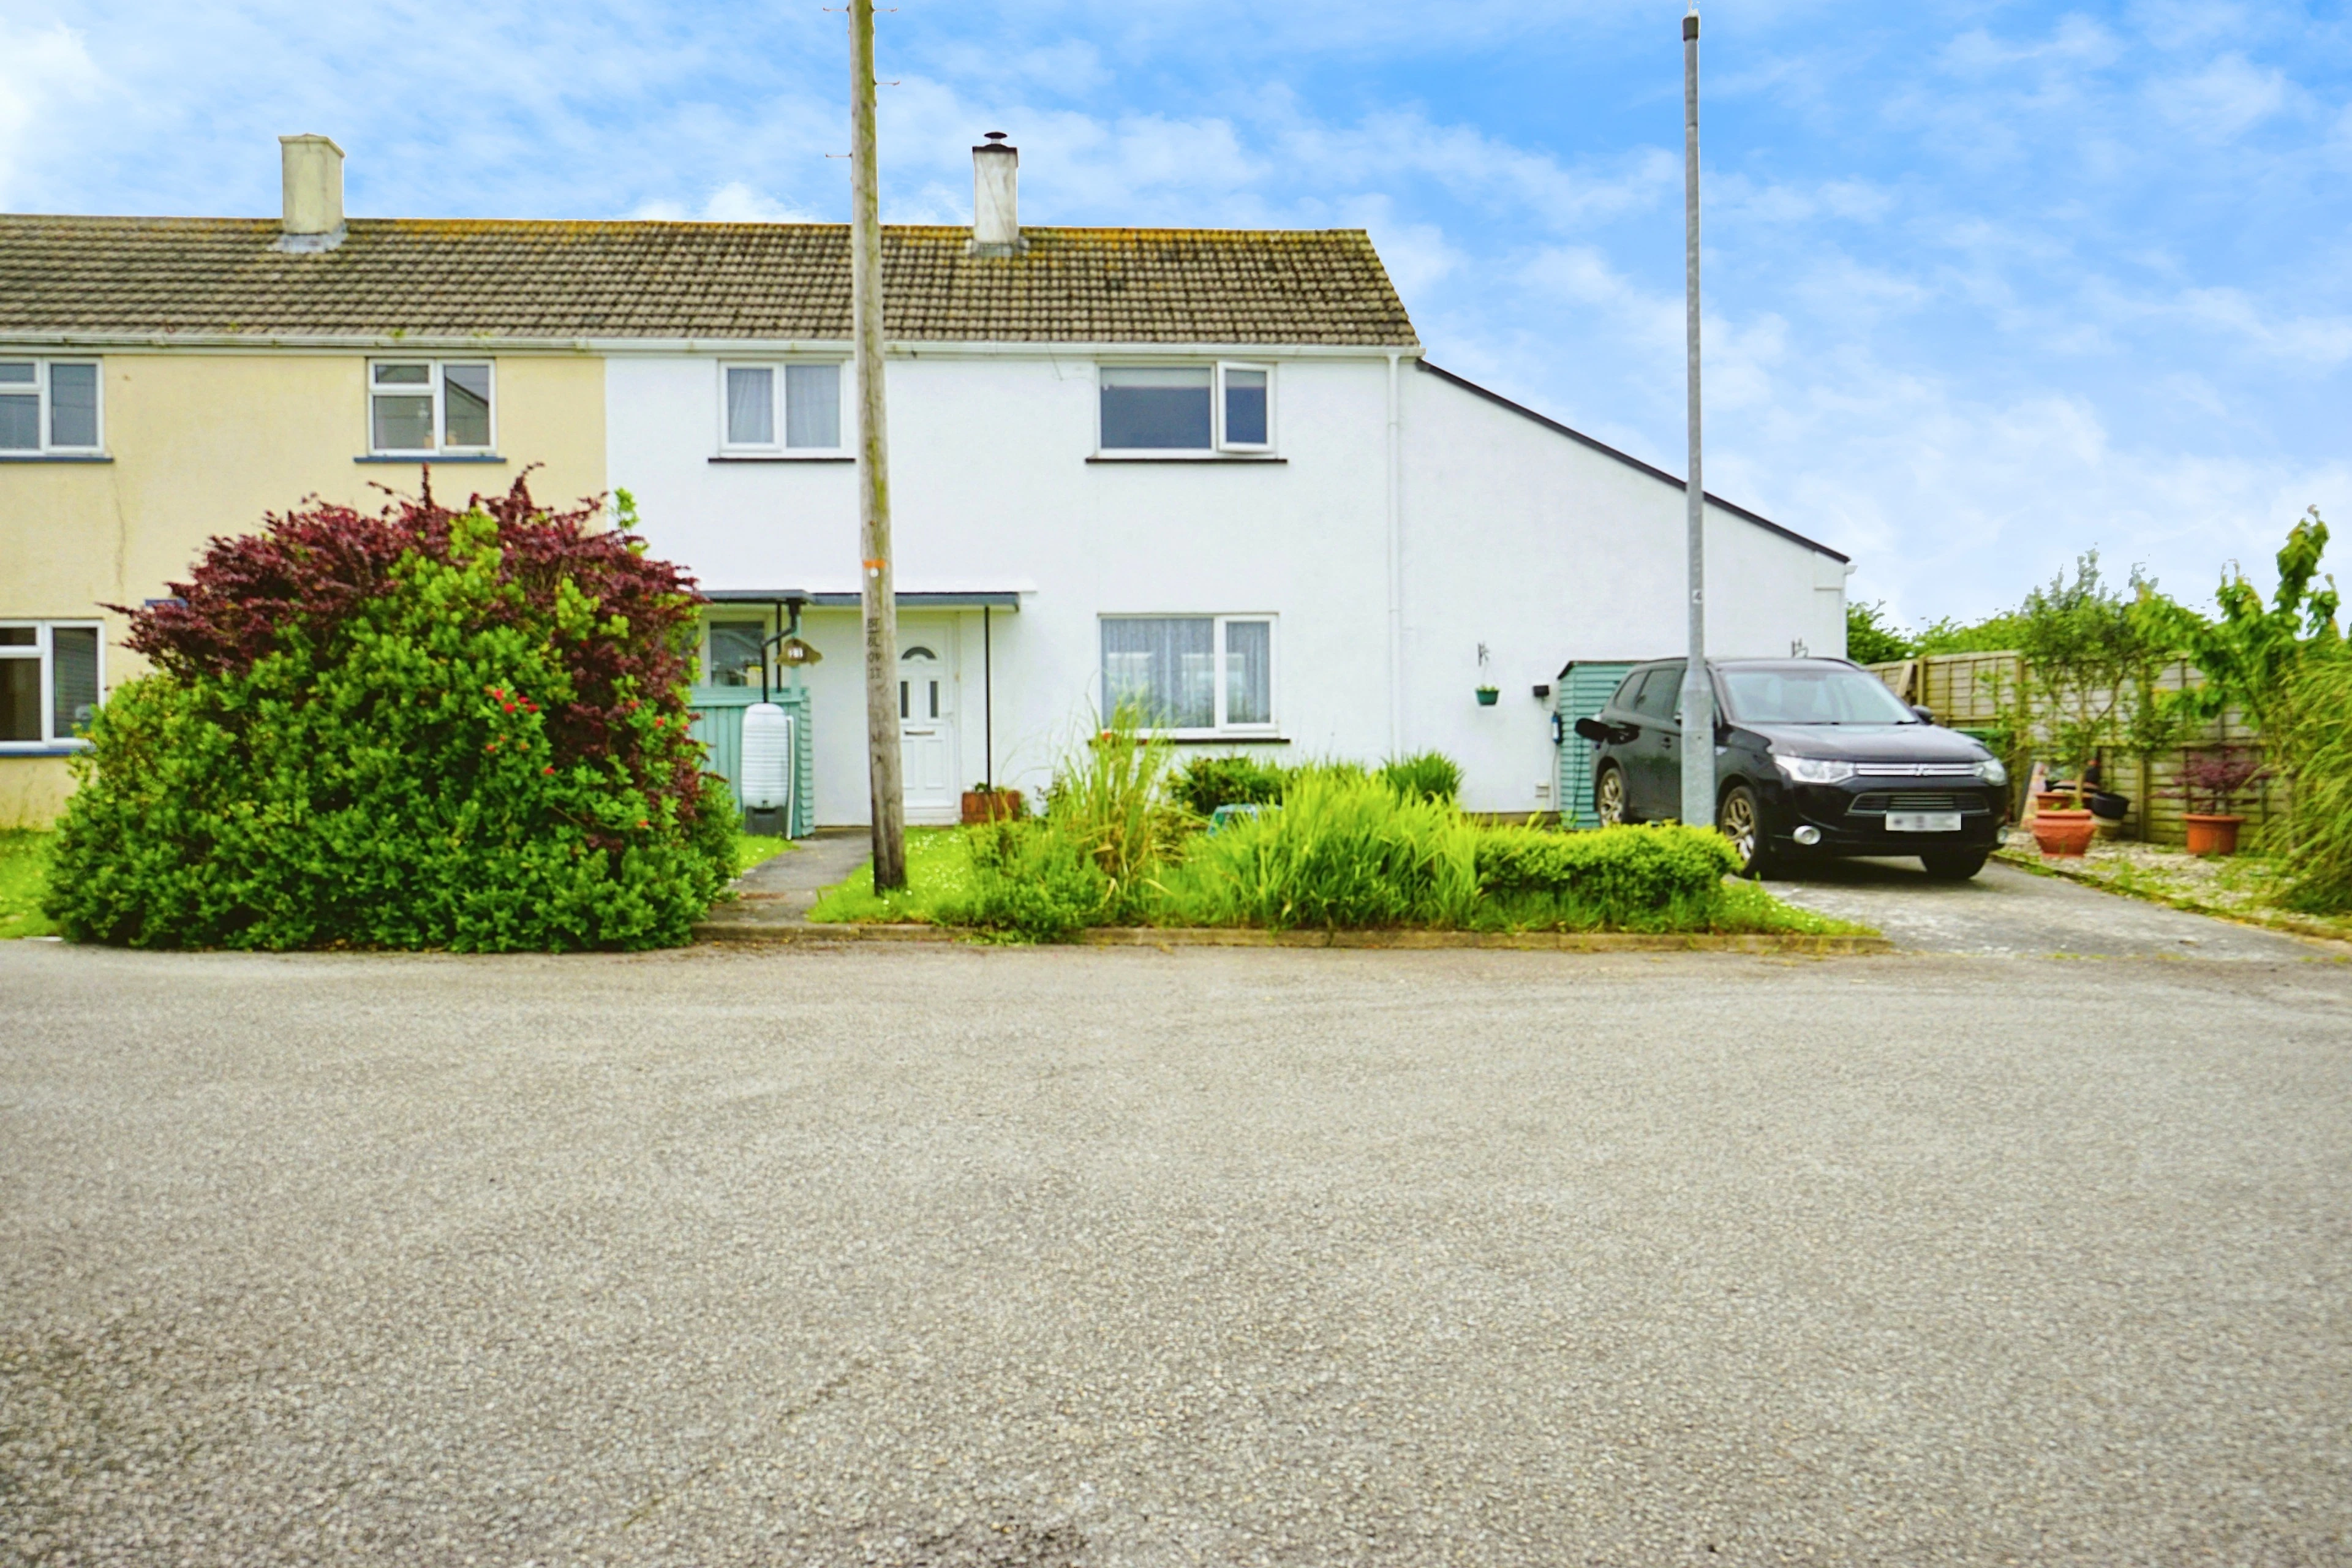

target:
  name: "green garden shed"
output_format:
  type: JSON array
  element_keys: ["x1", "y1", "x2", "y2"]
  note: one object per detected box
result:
[
  {"x1": 1553, "y1": 660, "x2": 1635, "y2": 829},
  {"x1": 687, "y1": 685, "x2": 817, "y2": 839}
]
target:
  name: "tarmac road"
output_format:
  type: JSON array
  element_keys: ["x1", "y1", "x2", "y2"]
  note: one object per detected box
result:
[{"x1": 3, "y1": 938, "x2": 2348, "y2": 1566}]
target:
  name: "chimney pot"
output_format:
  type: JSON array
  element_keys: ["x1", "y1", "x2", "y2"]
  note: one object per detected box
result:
[
  {"x1": 276, "y1": 134, "x2": 346, "y2": 254},
  {"x1": 971, "y1": 134, "x2": 1022, "y2": 257}
]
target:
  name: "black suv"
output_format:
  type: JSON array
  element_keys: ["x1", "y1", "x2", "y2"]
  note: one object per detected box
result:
[{"x1": 1574, "y1": 657, "x2": 2010, "y2": 879}]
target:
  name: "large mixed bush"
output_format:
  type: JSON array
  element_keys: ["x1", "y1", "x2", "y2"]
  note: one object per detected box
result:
[{"x1": 46, "y1": 480, "x2": 736, "y2": 951}]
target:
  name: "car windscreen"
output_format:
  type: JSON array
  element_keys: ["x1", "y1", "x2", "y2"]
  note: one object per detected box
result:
[{"x1": 1720, "y1": 666, "x2": 1918, "y2": 725}]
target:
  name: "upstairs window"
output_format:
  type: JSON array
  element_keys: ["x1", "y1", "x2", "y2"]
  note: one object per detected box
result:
[
  {"x1": 721, "y1": 363, "x2": 843, "y2": 453},
  {"x1": 1101, "y1": 615, "x2": 1276, "y2": 734},
  {"x1": 0, "y1": 360, "x2": 102, "y2": 454},
  {"x1": 0, "y1": 622, "x2": 101, "y2": 747},
  {"x1": 1098, "y1": 363, "x2": 1275, "y2": 454},
  {"x1": 369, "y1": 361, "x2": 494, "y2": 455}
]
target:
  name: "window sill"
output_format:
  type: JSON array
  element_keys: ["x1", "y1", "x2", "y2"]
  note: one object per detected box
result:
[
  {"x1": 1087, "y1": 454, "x2": 1286, "y2": 464},
  {"x1": 1148, "y1": 734, "x2": 1291, "y2": 745},
  {"x1": 0, "y1": 453, "x2": 113, "y2": 463},
  {"x1": 0, "y1": 744, "x2": 92, "y2": 756},
  {"x1": 355, "y1": 454, "x2": 508, "y2": 464},
  {"x1": 709, "y1": 454, "x2": 856, "y2": 464}
]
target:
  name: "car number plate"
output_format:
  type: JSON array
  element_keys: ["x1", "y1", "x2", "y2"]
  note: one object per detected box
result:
[{"x1": 1885, "y1": 812, "x2": 1963, "y2": 833}]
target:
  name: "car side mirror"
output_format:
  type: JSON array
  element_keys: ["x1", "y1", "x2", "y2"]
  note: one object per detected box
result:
[
  {"x1": 1910, "y1": 705, "x2": 1936, "y2": 725},
  {"x1": 1572, "y1": 716, "x2": 1613, "y2": 744}
]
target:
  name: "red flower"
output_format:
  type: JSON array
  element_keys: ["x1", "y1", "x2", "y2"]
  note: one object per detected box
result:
[{"x1": 543, "y1": 766, "x2": 556, "y2": 775}]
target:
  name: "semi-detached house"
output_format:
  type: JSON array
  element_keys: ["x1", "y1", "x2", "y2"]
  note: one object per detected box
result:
[{"x1": 0, "y1": 132, "x2": 1852, "y2": 830}]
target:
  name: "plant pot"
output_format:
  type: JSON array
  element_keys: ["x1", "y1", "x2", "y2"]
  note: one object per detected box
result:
[
  {"x1": 2034, "y1": 790, "x2": 2085, "y2": 813},
  {"x1": 2184, "y1": 813, "x2": 2244, "y2": 858},
  {"x1": 960, "y1": 788, "x2": 1023, "y2": 825},
  {"x1": 2029, "y1": 809, "x2": 2097, "y2": 858},
  {"x1": 1475, "y1": 688, "x2": 1499, "y2": 707},
  {"x1": 2087, "y1": 790, "x2": 2130, "y2": 822}
]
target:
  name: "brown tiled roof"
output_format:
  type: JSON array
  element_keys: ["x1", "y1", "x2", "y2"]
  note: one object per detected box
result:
[{"x1": 0, "y1": 217, "x2": 1418, "y2": 347}]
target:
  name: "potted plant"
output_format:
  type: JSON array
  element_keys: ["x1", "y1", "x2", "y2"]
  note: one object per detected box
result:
[
  {"x1": 2180, "y1": 748, "x2": 2266, "y2": 856},
  {"x1": 2008, "y1": 554, "x2": 2183, "y2": 859},
  {"x1": 1475, "y1": 685, "x2": 1500, "y2": 707},
  {"x1": 960, "y1": 783, "x2": 1025, "y2": 824}
]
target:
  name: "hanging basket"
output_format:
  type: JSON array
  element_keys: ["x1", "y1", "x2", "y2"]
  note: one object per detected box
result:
[{"x1": 1475, "y1": 687, "x2": 1500, "y2": 707}]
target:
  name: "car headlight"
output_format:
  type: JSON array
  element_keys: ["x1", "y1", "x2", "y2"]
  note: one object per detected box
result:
[
  {"x1": 1974, "y1": 757, "x2": 2008, "y2": 786},
  {"x1": 1773, "y1": 755, "x2": 1855, "y2": 785}
]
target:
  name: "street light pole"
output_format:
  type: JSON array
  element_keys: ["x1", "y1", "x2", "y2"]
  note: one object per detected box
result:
[{"x1": 1678, "y1": 2, "x2": 1716, "y2": 832}]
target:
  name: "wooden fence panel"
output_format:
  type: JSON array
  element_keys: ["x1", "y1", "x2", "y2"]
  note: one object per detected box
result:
[{"x1": 1867, "y1": 652, "x2": 2286, "y2": 849}]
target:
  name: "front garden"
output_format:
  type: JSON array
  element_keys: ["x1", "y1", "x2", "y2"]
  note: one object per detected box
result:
[{"x1": 807, "y1": 728, "x2": 1863, "y2": 943}]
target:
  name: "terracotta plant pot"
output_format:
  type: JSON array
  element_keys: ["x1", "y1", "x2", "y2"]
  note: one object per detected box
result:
[
  {"x1": 960, "y1": 788, "x2": 1023, "y2": 825},
  {"x1": 2184, "y1": 813, "x2": 2244, "y2": 858},
  {"x1": 2035, "y1": 790, "x2": 2085, "y2": 813},
  {"x1": 2029, "y1": 809, "x2": 2097, "y2": 858}
]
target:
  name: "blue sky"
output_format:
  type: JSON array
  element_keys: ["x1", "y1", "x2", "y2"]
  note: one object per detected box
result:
[{"x1": 4, "y1": 0, "x2": 2345, "y2": 628}]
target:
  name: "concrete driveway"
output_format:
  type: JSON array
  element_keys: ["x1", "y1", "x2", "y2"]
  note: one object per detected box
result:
[
  {"x1": 1763, "y1": 851, "x2": 2326, "y2": 959},
  {"x1": 4, "y1": 939, "x2": 2348, "y2": 1565}
]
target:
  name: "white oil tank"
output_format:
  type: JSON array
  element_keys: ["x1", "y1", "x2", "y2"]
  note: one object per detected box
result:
[{"x1": 740, "y1": 704, "x2": 795, "y2": 823}]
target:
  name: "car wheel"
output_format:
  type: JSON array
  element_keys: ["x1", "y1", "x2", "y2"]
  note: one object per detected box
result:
[
  {"x1": 1717, "y1": 783, "x2": 1770, "y2": 875},
  {"x1": 1920, "y1": 849, "x2": 1988, "y2": 880},
  {"x1": 1596, "y1": 764, "x2": 1628, "y2": 826}
]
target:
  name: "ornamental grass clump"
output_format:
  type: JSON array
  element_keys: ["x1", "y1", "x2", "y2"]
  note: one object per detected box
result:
[
  {"x1": 45, "y1": 480, "x2": 737, "y2": 951},
  {"x1": 2281, "y1": 653, "x2": 2352, "y2": 913},
  {"x1": 1156, "y1": 771, "x2": 1480, "y2": 930}
]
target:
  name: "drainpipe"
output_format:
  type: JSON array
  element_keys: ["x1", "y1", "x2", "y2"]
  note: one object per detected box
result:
[{"x1": 1386, "y1": 350, "x2": 1404, "y2": 756}]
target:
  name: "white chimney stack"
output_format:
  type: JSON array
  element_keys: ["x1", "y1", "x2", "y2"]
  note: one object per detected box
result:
[
  {"x1": 971, "y1": 132, "x2": 1022, "y2": 256},
  {"x1": 275, "y1": 134, "x2": 346, "y2": 254}
]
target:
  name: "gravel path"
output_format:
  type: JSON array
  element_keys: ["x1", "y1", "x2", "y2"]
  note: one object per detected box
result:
[
  {"x1": 4, "y1": 940, "x2": 2348, "y2": 1565},
  {"x1": 1763, "y1": 853, "x2": 2329, "y2": 959}
]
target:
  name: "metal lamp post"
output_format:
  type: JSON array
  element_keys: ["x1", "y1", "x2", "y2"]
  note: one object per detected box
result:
[{"x1": 1678, "y1": 3, "x2": 1716, "y2": 831}]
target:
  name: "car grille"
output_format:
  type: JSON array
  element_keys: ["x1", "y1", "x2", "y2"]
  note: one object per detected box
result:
[
  {"x1": 1849, "y1": 791, "x2": 1988, "y2": 814},
  {"x1": 1852, "y1": 762, "x2": 1982, "y2": 777}
]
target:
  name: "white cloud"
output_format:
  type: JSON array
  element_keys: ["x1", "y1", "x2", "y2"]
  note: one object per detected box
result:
[
  {"x1": 0, "y1": 20, "x2": 104, "y2": 206},
  {"x1": 2152, "y1": 53, "x2": 2293, "y2": 140}
]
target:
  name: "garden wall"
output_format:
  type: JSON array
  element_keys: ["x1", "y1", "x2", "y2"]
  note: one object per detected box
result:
[{"x1": 1866, "y1": 652, "x2": 2290, "y2": 850}]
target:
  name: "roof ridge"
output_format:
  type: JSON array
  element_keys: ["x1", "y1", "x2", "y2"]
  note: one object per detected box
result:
[{"x1": 0, "y1": 214, "x2": 1378, "y2": 240}]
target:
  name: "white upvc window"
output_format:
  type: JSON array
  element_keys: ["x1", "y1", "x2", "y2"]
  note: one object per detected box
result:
[
  {"x1": 0, "y1": 622, "x2": 102, "y2": 748},
  {"x1": 718, "y1": 361, "x2": 845, "y2": 454},
  {"x1": 1101, "y1": 614, "x2": 1276, "y2": 734},
  {"x1": 1096, "y1": 362, "x2": 1275, "y2": 455},
  {"x1": 368, "y1": 361, "x2": 496, "y2": 455},
  {"x1": 0, "y1": 360, "x2": 103, "y2": 454}
]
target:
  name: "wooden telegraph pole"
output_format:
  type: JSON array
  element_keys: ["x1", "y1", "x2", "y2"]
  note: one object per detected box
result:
[{"x1": 850, "y1": 0, "x2": 907, "y2": 889}]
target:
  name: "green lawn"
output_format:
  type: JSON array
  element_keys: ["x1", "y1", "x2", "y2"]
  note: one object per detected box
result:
[
  {"x1": 0, "y1": 831, "x2": 56, "y2": 939},
  {"x1": 805, "y1": 829, "x2": 970, "y2": 923},
  {"x1": 805, "y1": 823, "x2": 1869, "y2": 938}
]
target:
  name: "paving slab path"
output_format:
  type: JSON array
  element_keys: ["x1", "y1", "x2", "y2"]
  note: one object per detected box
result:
[
  {"x1": 706, "y1": 826, "x2": 874, "y2": 930},
  {"x1": 4, "y1": 939, "x2": 2349, "y2": 1565}
]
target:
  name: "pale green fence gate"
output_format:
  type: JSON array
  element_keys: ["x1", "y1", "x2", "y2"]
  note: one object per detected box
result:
[
  {"x1": 688, "y1": 685, "x2": 816, "y2": 839},
  {"x1": 1553, "y1": 661, "x2": 1635, "y2": 829}
]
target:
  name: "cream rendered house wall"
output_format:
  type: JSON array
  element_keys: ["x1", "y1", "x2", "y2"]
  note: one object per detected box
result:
[{"x1": 0, "y1": 350, "x2": 605, "y2": 825}]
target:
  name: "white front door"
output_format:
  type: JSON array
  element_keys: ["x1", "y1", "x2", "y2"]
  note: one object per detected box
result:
[{"x1": 898, "y1": 633, "x2": 959, "y2": 824}]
